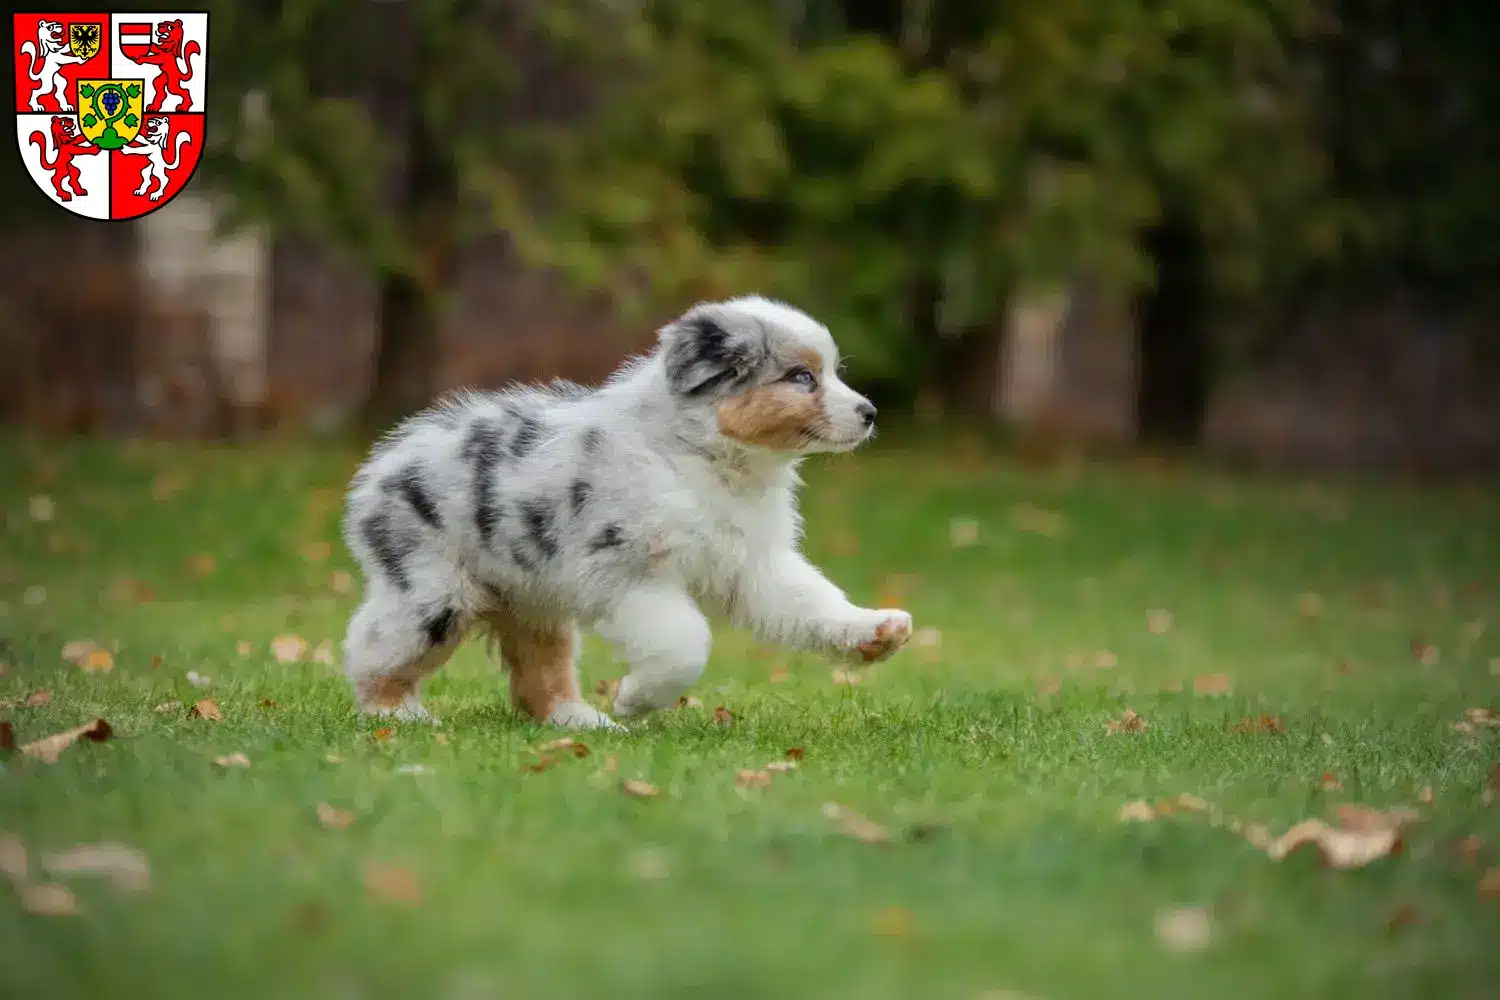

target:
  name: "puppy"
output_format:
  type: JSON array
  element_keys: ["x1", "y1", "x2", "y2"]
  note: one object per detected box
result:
[{"x1": 340, "y1": 295, "x2": 913, "y2": 729}]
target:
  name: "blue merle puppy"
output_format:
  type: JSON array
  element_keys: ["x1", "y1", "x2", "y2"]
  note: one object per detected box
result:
[{"x1": 341, "y1": 296, "x2": 914, "y2": 730}]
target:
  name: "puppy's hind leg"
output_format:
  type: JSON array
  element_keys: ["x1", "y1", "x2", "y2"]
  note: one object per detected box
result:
[
  {"x1": 484, "y1": 604, "x2": 624, "y2": 732},
  {"x1": 343, "y1": 585, "x2": 463, "y2": 724}
]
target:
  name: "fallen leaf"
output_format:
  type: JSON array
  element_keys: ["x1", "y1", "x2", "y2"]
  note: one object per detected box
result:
[
  {"x1": 949, "y1": 517, "x2": 980, "y2": 548},
  {"x1": 81, "y1": 648, "x2": 113, "y2": 672},
  {"x1": 151, "y1": 472, "x2": 188, "y2": 502},
  {"x1": 822, "y1": 802, "x2": 890, "y2": 845},
  {"x1": 364, "y1": 861, "x2": 422, "y2": 906},
  {"x1": 60, "y1": 639, "x2": 97, "y2": 664},
  {"x1": 153, "y1": 700, "x2": 180, "y2": 714},
  {"x1": 271, "y1": 634, "x2": 308, "y2": 664},
  {"x1": 832, "y1": 669, "x2": 862, "y2": 686},
  {"x1": 301, "y1": 540, "x2": 333, "y2": 563},
  {"x1": 736, "y1": 769, "x2": 772, "y2": 789},
  {"x1": 769, "y1": 667, "x2": 790, "y2": 683},
  {"x1": 23, "y1": 690, "x2": 47, "y2": 708},
  {"x1": 1094, "y1": 650, "x2": 1118, "y2": 670},
  {"x1": 621, "y1": 779, "x2": 659, "y2": 798},
  {"x1": 1411, "y1": 639, "x2": 1440, "y2": 666},
  {"x1": 1037, "y1": 676, "x2": 1061, "y2": 696},
  {"x1": 214, "y1": 753, "x2": 251, "y2": 769},
  {"x1": 316, "y1": 803, "x2": 354, "y2": 829},
  {"x1": 324, "y1": 753, "x2": 344, "y2": 764},
  {"x1": 765, "y1": 760, "x2": 798, "y2": 772},
  {"x1": 1456, "y1": 834, "x2": 1483, "y2": 867},
  {"x1": 1298, "y1": 592, "x2": 1325, "y2": 618},
  {"x1": 1479, "y1": 868, "x2": 1500, "y2": 900},
  {"x1": 312, "y1": 641, "x2": 336, "y2": 666},
  {"x1": 1320, "y1": 772, "x2": 1342, "y2": 791},
  {"x1": 259, "y1": 699, "x2": 277, "y2": 709},
  {"x1": 20, "y1": 884, "x2": 77, "y2": 916},
  {"x1": 1010, "y1": 503, "x2": 1066, "y2": 537},
  {"x1": 712, "y1": 706, "x2": 735, "y2": 726},
  {"x1": 149, "y1": 655, "x2": 163, "y2": 670},
  {"x1": 236, "y1": 641, "x2": 253, "y2": 657},
  {"x1": 594, "y1": 678, "x2": 619, "y2": 701},
  {"x1": 1106, "y1": 708, "x2": 1148, "y2": 734},
  {"x1": 872, "y1": 905, "x2": 916, "y2": 937},
  {"x1": 1418, "y1": 786, "x2": 1434, "y2": 804},
  {"x1": 1234, "y1": 715, "x2": 1285, "y2": 735},
  {"x1": 1147, "y1": 610, "x2": 1174, "y2": 635},
  {"x1": 185, "y1": 552, "x2": 217, "y2": 577},
  {"x1": 107, "y1": 577, "x2": 155, "y2": 604},
  {"x1": 189, "y1": 699, "x2": 222, "y2": 721},
  {"x1": 675, "y1": 695, "x2": 703, "y2": 709},
  {"x1": 1385, "y1": 904, "x2": 1419, "y2": 935},
  {"x1": 434, "y1": 733, "x2": 449, "y2": 745},
  {"x1": 42, "y1": 843, "x2": 150, "y2": 892},
  {"x1": 786, "y1": 747, "x2": 806, "y2": 761},
  {"x1": 0, "y1": 722, "x2": 13, "y2": 752},
  {"x1": 1119, "y1": 800, "x2": 1157, "y2": 822},
  {"x1": 20, "y1": 718, "x2": 113, "y2": 763},
  {"x1": 603, "y1": 755, "x2": 618, "y2": 773},
  {"x1": 329, "y1": 571, "x2": 355, "y2": 595},
  {"x1": 1154, "y1": 906, "x2": 1212, "y2": 953},
  {"x1": 537, "y1": 737, "x2": 589, "y2": 759},
  {"x1": 371, "y1": 727, "x2": 393, "y2": 742},
  {"x1": 1193, "y1": 674, "x2": 1234, "y2": 696},
  {"x1": 186, "y1": 671, "x2": 212, "y2": 688},
  {"x1": 0, "y1": 835, "x2": 26, "y2": 881},
  {"x1": 28, "y1": 494, "x2": 56, "y2": 522}
]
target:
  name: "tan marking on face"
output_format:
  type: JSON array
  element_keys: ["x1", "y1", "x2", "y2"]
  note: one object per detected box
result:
[
  {"x1": 356, "y1": 672, "x2": 419, "y2": 709},
  {"x1": 486, "y1": 606, "x2": 581, "y2": 720},
  {"x1": 793, "y1": 347, "x2": 825, "y2": 375},
  {"x1": 716, "y1": 383, "x2": 827, "y2": 450}
]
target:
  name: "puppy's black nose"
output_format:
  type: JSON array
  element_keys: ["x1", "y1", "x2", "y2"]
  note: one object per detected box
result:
[{"x1": 856, "y1": 401, "x2": 877, "y2": 428}]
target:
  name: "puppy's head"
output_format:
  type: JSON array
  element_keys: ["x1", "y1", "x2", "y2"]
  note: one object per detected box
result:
[{"x1": 658, "y1": 296, "x2": 876, "y2": 455}]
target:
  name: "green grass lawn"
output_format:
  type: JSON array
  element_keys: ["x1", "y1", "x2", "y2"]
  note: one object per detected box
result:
[{"x1": 1, "y1": 428, "x2": 1498, "y2": 1000}]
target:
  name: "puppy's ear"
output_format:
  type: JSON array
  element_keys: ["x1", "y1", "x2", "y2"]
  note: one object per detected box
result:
[{"x1": 659, "y1": 309, "x2": 766, "y2": 397}]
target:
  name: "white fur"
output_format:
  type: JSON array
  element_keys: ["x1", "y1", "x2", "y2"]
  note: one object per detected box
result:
[{"x1": 340, "y1": 296, "x2": 913, "y2": 729}]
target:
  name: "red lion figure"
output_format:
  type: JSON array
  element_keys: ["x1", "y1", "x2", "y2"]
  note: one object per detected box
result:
[
  {"x1": 28, "y1": 116, "x2": 100, "y2": 202},
  {"x1": 125, "y1": 18, "x2": 201, "y2": 112}
]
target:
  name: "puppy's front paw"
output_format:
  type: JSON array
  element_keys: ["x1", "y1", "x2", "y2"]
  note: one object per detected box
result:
[
  {"x1": 547, "y1": 700, "x2": 628, "y2": 732},
  {"x1": 852, "y1": 610, "x2": 913, "y2": 663}
]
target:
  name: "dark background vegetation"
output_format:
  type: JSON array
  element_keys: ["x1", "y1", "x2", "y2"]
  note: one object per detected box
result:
[{"x1": 4, "y1": 0, "x2": 1498, "y2": 471}]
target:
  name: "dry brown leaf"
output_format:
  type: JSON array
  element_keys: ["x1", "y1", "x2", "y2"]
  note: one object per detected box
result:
[
  {"x1": 786, "y1": 747, "x2": 806, "y2": 761},
  {"x1": 1320, "y1": 772, "x2": 1343, "y2": 791},
  {"x1": 1119, "y1": 800, "x2": 1156, "y2": 823},
  {"x1": 594, "y1": 677, "x2": 619, "y2": 700},
  {"x1": 871, "y1": 905, "x2": 916, "y2": 937},
  {"x1": 712, "y1": 706, "x2": 735, "y2": 726},
  {"x1": 675, "y1": 695, "x2": 703, "y2": 709},
  {"x1": 435, "y1": 733, "x2": 449, "y2": 745},
  {"x1": 735, "y1": 769, "x2": 772, "y2": 789},
  {"x1": 20, "y1": 718, "x2": 113, "y2": 764},
  {"x1": 0, "y1": 722, "x2": 13, "y2": 753},
  {"x1": 364, "y1": 861, "x2": 422, "y2": 906},
  {"x1": 20, "y1": 884, "x2": 78, "y2": 917},
  {"x1": 1234, "y1": 714, "x2": 1285, "y2": 735},
  {"x1": 1418, "y1": 786, "x2": 1434, "y2": 804},
  {"x1": 153, "y1": 700, "x2": 181, "y2": 714},
  {"x1": 329, "y1": 571, "x2": 355, "y2": 595},
  {"x1": 621, "y1": 779, "x2": 659, "y2": 799},
  {"x1": 1193, "y1": 674, "x2": 1233, "y2": 696},
  {"x1": 1479, "y1": 867, "x2": 1500, "y2": 900},
  {"x1": 1385, "y1": 901, "x2": 1419, "y2": 934},
  {"x1": 1267, "y1": 806, "x2": 1418, "y2": 869},
  {"x1": 316, "y1": 803, "x2": 354, "y2": 829},
  {"x1": 769, "y1": 667, "x2": 790, "y2": 683},
  {"x1": 1456, "y1": 834, "x2": 1483, "y2": 867},
  {"x1": 1147, "y1": 610, "x2": 1174, "y2": 635},
  {"x1": 1037, "y1": 676, "x2": 1061, "y2": 696},
  {"x1": 189, "y1": 699, "x2": 222, "y2": 722},
  {"x1": 537, "y1": 737, "x2": 590, "y2": 759},
  {"x1": 42, "y1": 843, "x2": 151, "y2": 892},
  {"x1": 1154, "y1": 906, "x2": 1213, "y2": 953},
  {"x1": 301, "y1": 540, "x2": 333, "y2": 563},
  {"x1": 1411, "y1": 639, "x2": 1440, "y2": 666},
  {"x1": 949, "y1": 517, "x2": 980, "y2": 548},
  {"x1": 259, "y1": 699, "x2": 277, "y2": 709},
  {"x1": 61, "y1": 639, "x2": 96, "y2": 664},
  {"x1": 1297, "y1": 592, "x2": 1325, "y2": 618},
  {"x1": 214, "y1": 753, "x2": 251, "y2": 769},
  {"x1": 603, "y1": 755, "x2": 618, "y2": 773},
  {"x1": 1106, "y1": 708, "x2": 1148, "y2": 734},
  {"x1": 1094, "y1": 650, "x2": 1119, "y2": 670},
  {"x1": 185, "y1": 552, "x2": 217, "y2": 578},
  {"x1": 0, "y1": 835, "x2": 26, "y2": 882},
  {"x1": 107, "y1": 577, "x2": 156, "y2": 604},
  {"x1": 271, "y1": 634, "x2": 308, "y2": 664},
  {"x1": 822, "y1": 802, "x2": 890, "y2": 845},
  {"x1": 832, "y1": 669, "x2": 862, "y2": 686},
  {"x1": 1010, "y1": 503, "x2": 1066, "y2": 537},
  {"x1": 371, "y1": 727, "x2": 394, "y2": 742},
  {"x1": 312, "y1": 641, "x2": 337, "y2": 666}
]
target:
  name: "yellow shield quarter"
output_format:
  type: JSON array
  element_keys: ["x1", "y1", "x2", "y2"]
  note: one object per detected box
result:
[{"x1": 76, "y1": 78, "x2": 144, "y2": 149}]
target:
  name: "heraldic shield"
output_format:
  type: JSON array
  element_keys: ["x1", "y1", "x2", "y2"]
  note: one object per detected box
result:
[{"x1": 13, "y1": 11, "x2": 208, "y2": 220}]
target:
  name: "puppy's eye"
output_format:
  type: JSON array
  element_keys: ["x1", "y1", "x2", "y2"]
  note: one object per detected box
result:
[{"x1": 784, "y1": 367, "x2": 817, "y2": 390}]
